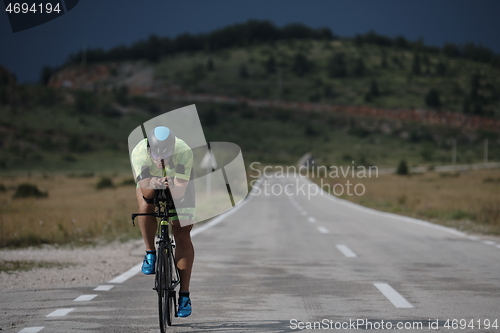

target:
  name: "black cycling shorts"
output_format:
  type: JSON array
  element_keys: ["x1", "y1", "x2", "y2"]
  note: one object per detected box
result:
[{"x1": 143, "y1": 196, "x2": 155, "y2": 205}]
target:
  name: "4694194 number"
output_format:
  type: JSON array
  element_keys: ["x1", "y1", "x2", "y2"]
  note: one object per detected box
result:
[
  {"x1": 444, "y1": 319, "x2": 498, "y2": 330},
  {"x1": 5, "y1": 2, "x2": 61, "y2": 14}
]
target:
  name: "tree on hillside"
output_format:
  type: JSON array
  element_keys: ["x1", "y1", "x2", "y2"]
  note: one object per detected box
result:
[
  {"x1": 411, "y1": 53, "x2": 421, "y2": 75},
  {"x1": 40, "y1": 66, "x2": 55, "y2": 85},
  {"x1": 435, "y1": 60, "x2": 447, "y2": 76},
  {"x1": 207, "y1": 58, "x2": 215, "y2": 71},
  {"x1": 469, "y1": 73, "x2": 480, "y2": 101},
  {"x1": 425, "y1": 89, "x2": 441, "y2": 108},
  {"x1": 281, "y1": 23, "x2": 334, "y2": 40},
  {"x1": 353, "y1": 58, "x2": 367, "y2": 77},
  {"x1": 370, "y1": 80, "x2": 380, "y2": 97},
  {"x1": 0, "y1": 65, "x2": 16, "y2": 86},
  {"x1": 464, "y1": 74, "x2": 485, "y2": 116},
  {"x1": 75, "y1": 91, "x2": 98, "y2": 114},
  {"x1": 443, "y1": 42, "x2": 460, "y2": 57},
  {"x1": 291, "y1": 53, "x2": 313, "y2": 77},
  {"x1": 323, "y1": 84, "x2": 334, "y2": 98},
  {"x1": 364, "y1": 80, "x2": 380, "y2": 102},
  {"x1": 327, "y1": 53, "x2": 347, "y2": 78},
  {"x1": 394, "y1": 36, "x2": 410, "y2": 49},
  {"x1": 281, "y1": 23, "x2": 315, "y2": 39},
  {"x1": 463, "y1": 42, "x2": 494, "y2": 63},
  {"x1": 380, "y1": 50, "x2": 388, "y2": 68},
  {"x1": 355, "y1": 30, "x2": 392, "y2": 47},
  {"x1": 146, "y1": 34, "x2": 162, "y2": 62},
  {"x1": 265, "y1": 55, "x2": 277, "y2": 74},
  {"x1": 114, "y1": 85, "x2": 129, "y2": 106},
  {"x1": 202, "y1": 108, "x2": 218, "y2": 126},
  {"x1": 239, "y1": 63, "x2": 249, "y2": 78}
]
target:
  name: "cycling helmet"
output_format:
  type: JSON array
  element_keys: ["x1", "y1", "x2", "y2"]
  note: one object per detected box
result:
[{"x1": 147, "y1": 126, "x2": 176, "y2": 160}]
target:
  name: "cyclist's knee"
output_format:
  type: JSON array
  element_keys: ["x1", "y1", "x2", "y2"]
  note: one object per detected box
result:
[
  {"x1": 135, "y1": 188, "x2": 155, "y2": 213},
  {"x1": 138, "y1": 199, "x2": 154, "y2": 213}
]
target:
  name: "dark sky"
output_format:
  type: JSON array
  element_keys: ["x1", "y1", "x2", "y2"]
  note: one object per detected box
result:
[{"x1": 1, "y1": 0, "x2": 499, "y2": 83}]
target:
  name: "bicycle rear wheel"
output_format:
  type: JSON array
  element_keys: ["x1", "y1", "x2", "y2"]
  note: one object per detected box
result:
[{"x1": 165, "y1": 243, "x2": 175, "y2": 326}]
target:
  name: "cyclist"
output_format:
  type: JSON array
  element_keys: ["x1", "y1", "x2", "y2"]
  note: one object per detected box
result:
[{"x1": 130, "y1": 126, "x2": 194, "y2": 318}]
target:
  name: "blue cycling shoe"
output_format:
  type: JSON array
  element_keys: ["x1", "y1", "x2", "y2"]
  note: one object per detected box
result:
[
  {"x1": 141, "y1": 252, "x2": 156, "y2": 275},
  {"x1": 177, "y1": 295, "x2": 192, "y2": 317}
]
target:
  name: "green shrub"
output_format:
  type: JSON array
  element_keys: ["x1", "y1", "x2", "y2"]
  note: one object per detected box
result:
[
  {"x1": 449, "y1": 210, "x2": 476, "y2": 220},
  {"x1": 439, "y1": 172, "x2": 460, "y2": 178},
  {"x1": 62, "y1": 154, "x2": 77, "y2": 162},
  {"x1": 396, "y1": 160, "x2": 409, "y2": 175},
  {"x1": 0, "y1": 183, "x2": 6, "y2": 192},
  {"x1": 96, "y1": 177, "x2": 114, "y2": 190},
  {"x1": 425, "y1": 89, "x2": 441, "y2": 108},
  {"x1": 12, "y1": 184, "x2": 48, "y2": 199},
  {"x1": 483, "y1": 177, "x2": 500, "y2": 183}
]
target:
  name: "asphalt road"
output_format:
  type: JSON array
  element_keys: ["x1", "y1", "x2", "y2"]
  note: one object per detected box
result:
[{"x1": 3, "y1": 175, "x2": 500, "y2": 333}]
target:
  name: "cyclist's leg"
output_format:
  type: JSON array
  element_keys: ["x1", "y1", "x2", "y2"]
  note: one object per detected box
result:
[
  {"x1": 135, "y1": 187, "x2": 156, "y2": 251},
  {"x1": 172, "y1": 220, "x2": 194, "y2": 293}
]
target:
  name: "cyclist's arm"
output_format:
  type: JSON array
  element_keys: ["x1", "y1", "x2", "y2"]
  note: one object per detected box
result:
[
  {"x1": 170, "y1": 177, "x2": 188, "y2": 200},
  {"x1": 170, "y1": 147, "x2": 192, "y2": 199},
  {"x1": 137, "y1": 176, "x2": 187, "y2": 200},
  {"x1": 138, "y1": 177, "x2": 161, "y2": 199}
]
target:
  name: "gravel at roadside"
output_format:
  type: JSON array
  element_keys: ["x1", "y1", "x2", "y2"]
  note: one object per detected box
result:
[{"x1": 0, "y1": 239, "x2": 144, "y2": 291}]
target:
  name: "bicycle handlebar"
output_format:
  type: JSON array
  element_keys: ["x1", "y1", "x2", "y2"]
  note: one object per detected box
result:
[
  {"x1": 131, "y1": 188, "x2": 193, "y2": 226},
  {"x1": 131, "y1": 212, "x2": 194, "y2": 221}
]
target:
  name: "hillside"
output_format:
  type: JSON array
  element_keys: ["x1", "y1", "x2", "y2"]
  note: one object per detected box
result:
[
  {"x1": 0, "y1": 82, "x2": 498, "y2": 174},
  {"x1": 51, "y1": 21, "x2": 500, "y2": 118},
  {"x1": 1, "y1": 22, "x2": 500, "y2": 173},
  {"x1": 50, "y1": 39, "x2": 500, "y2": 119}
]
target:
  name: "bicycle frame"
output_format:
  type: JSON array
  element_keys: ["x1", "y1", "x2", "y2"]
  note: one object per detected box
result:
[{"x1": 131, "y1": 188, "x2": 193, "y2": 330}]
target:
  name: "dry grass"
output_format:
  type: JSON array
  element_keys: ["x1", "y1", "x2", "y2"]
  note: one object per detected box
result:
[
  {"x1": 2, "y1": 168, "x2": 499, "y2": 248},
  {"x1": 0, "y1": 174, "x2": 141, "y2": 247},
  {"x1": 314, "y1": 168, "x2": 500, "y2": 235}
]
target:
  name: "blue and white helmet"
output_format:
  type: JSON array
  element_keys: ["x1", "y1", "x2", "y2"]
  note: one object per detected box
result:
[{"x1": 147, "y1": 126, "x2": 176, "y2": 160}]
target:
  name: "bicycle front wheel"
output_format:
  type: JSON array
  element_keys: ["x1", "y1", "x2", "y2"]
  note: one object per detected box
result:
[{"x1": 157, "y1": 244, "x2": 171, "y2": 332}]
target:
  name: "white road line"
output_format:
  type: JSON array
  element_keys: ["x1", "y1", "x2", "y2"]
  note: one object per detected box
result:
[
  {"x1": 191, "y1": 175, "x2": 265, "y2": 237},
  {"x1": 307, "y1": 216, "x2": 316, "y2": 223},
  {"x1": 109, "y1": 175, "x2": 265, "y2": 286},
  {"x1": 468, "y1": 236, "x2": 479, "y2": 241},
  {"x1": 374, "y1": 283, "x2": 413, "y2": 308},
  {"x1": 46, "y1": 308, "x2": 74, "y2": 317},
  {"x1": 482, "y1": 240, "x2": 496, "y2": 246},
  {"x1": 108, "y1": 263, "x2": 142, "y2": 284},
  {"x1": 336, "y1": 244, "x2": 357, "y2": 258},
  {"x1": 94, "y1": 285, "x2": 114, "y2": 291},
  {"x1": 301, "y1": 211, "x2": 308, "y2": 216},
  {"x1": 74, "y1": 294, "x2": 98, "y2": 301},
  {"x1": 302, "y1": 177, "x2": 465, "y2": 237},
  {"x1": 18, "y1": 327, "x2": 44, "y2": 333},
  {"x1": 317, "y1": 226, "x2": 330, "y2": 234}
]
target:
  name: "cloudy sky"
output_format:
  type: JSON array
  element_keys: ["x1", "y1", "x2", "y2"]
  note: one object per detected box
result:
[{"x1": 1, "y1": 0, "x2": 499, "y2": 83}]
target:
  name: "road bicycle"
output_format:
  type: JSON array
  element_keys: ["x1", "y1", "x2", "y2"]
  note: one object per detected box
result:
[{"x1": 132, "y1": 188, "x2": 193, "y2": 332}]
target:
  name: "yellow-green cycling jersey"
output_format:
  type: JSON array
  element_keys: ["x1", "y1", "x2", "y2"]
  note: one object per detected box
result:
[{"x1": 130, "y1": 137, "x2": 195, "y2": 221}]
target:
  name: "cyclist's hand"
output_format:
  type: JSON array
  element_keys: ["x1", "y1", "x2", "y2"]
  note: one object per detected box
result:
[
  {"x1": 165, "y1": 176, "x2": 173, "y2": 188},
  {"x1": 149, "y1": 177, "x2": 167, "y2": 189}
]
